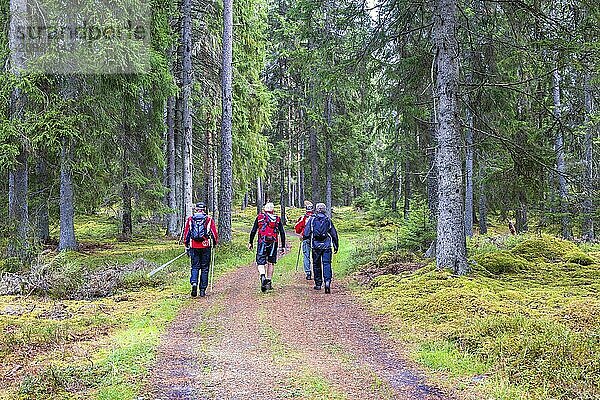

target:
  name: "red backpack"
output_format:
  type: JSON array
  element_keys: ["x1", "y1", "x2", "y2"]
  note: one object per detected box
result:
[{"x1": 258, "y1": 213, "x2": 280, "y2": 242}]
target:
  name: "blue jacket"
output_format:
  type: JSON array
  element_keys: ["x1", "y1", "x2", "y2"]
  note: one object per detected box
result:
[{"x1": 303, "y1": 212, "x2": 339, "y2": 251}]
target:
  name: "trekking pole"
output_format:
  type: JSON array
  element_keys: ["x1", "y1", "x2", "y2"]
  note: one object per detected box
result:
[
  {"x1": 209, "y1": 238, "x2": 216, "y2": 292},
  {"x1": 147, "y1": 251, "x2": 187, "y2": 277},
  {"x1": 295, "y1": 240, "x2": 302, "y2": 273}
]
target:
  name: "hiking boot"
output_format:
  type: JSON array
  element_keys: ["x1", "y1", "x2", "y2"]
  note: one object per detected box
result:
[
  {"x1": 199, "y1": 288, "x2": 206, "y2": 297},
  {"x1": 191, "y1": 284, "x2": 198, "y2": 297},
  {"x1": 266, "y1": 279, "x2": 273, "y2": 291},
  {"x1": 306, "y1": 273, "x2": 312, "y2": 280},
  {"x1": 260, "y1": 274, "x2": 267, "y2": 293},
  {"x1": 324, "y1": 281, "x2": 331, "y2": 294},
  {"x1": 313, "y1": 285, "x2": 322, "y2": 290}
]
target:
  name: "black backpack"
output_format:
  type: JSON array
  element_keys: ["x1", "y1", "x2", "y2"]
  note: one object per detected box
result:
[
  {"x1": 310, "y1": 214, "x2": 331, "y2": 241},
  {"x1": 190, "y1": 213, "x2": 209, "y2": 241}
]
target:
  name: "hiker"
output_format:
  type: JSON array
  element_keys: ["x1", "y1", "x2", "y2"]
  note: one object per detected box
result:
[
  {"x1": 294, "y1": 200, "x2": 314, "y2": 280},
  {"x1": 248, "y1": 202, "x2": 286, "y2": 292},
  {"x1": 184, "y1": 202, "x2": 218, "y2": 298},
  {"x1": 303, "y1": 203, "x2": 338, "y2": 294}
]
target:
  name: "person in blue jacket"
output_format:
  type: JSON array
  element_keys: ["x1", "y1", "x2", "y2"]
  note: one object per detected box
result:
[{"x1": 303, "y1": 203, "x2": 339, "y2": 294}]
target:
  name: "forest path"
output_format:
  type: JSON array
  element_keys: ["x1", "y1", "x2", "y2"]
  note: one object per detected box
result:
[{"x1": 144, "y1": 245, "x2": 453, "y2": 400}]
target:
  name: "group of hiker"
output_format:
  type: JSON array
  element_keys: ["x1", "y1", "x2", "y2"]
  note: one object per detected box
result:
[{"x1": 183, "y1": 200, "x2": 338, "y2": 297}]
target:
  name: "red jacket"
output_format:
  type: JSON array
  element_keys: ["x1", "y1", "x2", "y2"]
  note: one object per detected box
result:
[
  {"x1": 294, "y1": 211, "x2": 313, "y2": 235},
  {"x1": 183, "y1": 213, "x2": 218, "y2": 249}
]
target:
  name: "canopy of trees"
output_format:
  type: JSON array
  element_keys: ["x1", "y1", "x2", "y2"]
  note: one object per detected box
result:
[{"x1": 1, "y1": 0, "x2": 599, "y2": 273}]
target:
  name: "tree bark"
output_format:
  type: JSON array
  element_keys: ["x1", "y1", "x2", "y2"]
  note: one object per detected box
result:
[
  {"x1": 7, "y1": 87, "x2": 29, "y2": 259},
  {"x1": 478, "y1": 155, "x2": 488, "y2": 235},
  {"x1": 219, "y1": 0, "x2": 234, "y2": 243},
  {"x1": 464, "y1": 107, "x2": 474, "y2": 237},
  {"x1": 166, "y1": 96, "x2": 178, "y2": 237},
  {"x1": 433, "y1": 0, "x2": 467, "y2": 274},
  {"x1": 582, "y1": 73, "x2": 595, "y2": 241},
  {"x1": 121, "y1": 124, "x2": 133, "y2": 240},
  {"x1": 552, "y1": 61, "x2": 571, "y2": 239},
  {"x1": 403, "y1": 158, "x2": 410, "y2": 219},
  {"x1": 34, "y1": 157, "x2": 50, "y2": 243},
  {"x1": 325, "y1": 94, "x2": 333, "y2": 218},
  {"x1": 256, "y1": 176, "x2": 263, "y2": 215},
  {"x1": 174, "y1": 94, "x2": 184, "y2": 234},
  {"x1": 181, "y1": 0, "x2": 193, "y2": 221},
  {"x1": 59, "y1": 136, "x2": 77, "y2": 250},
  {"x1": 309, "y1": 113, "x2": 320, "y2": 202}
]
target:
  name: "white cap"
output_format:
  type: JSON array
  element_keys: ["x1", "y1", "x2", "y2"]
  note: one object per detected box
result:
[
  {"x1": 316, "y1": 203, "x2": 326, "y2": 213},
  {"x1": 264, "y1": 202, "x2": 275, "y2": 212}
]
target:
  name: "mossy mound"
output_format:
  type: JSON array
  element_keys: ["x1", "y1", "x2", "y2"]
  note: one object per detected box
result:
[
  {"x1": 564, "y1": 250, "x2": 596, "y2": 266},
  {"x1": 473, "y1": 251, "x2": 530, "y2": 275},
  {"x1": 511, "y1": 235, "x2": 591, "y2": 264}
]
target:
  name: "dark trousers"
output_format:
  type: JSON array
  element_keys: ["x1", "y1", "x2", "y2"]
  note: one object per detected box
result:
[
  {"x1": 312, "y1": 248, "x2": 332, "y2": 286},
  {"x1": 190, "y1": 247, "x2": 211, "y2": 289}
]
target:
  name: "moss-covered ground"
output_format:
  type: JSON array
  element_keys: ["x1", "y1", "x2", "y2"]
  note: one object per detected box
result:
[{"x1": 356, "y1": 226, "x2": 600, "y2": 399}]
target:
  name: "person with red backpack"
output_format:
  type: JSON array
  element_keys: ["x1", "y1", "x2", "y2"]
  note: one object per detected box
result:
[
  {"x1": 248, "y1": 202, "x2": 286, "y2": 292},
  {"x1": 184, "y1": 202, "x2": 218, "y2": 298},
  {"x1": 294, "y1": 200, "x2": 314, "y2": 280},
  {"x1": 303, "y1": 203, "x2": 339, "y2": 294}
]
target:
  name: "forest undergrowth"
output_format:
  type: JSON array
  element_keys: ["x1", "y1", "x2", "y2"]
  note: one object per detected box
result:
[
  {"x1": 0, "y1": 210, "x2": 254, "y2": 400},
  {"x1": 352, "y1": 205, "x2": 600, "y2": 400}
]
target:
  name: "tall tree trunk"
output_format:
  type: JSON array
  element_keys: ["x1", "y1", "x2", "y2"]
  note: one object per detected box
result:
[
  {"x1": 427, "y1": 123, "x2": 438, "y2": 225},
  {"x1": 433, "y1": 0, "x2": 467, "y2": 274},
  {"x1": 7, "y1": 87, "x2": 29, "y2": 259},
  {"x1": 478, "y1": 155, "x2": 488, "y2": 235},
  {"x1": 174, "y1": 94, "x2": 184, "y2": 234},
  {"x1": 288, "y1": 103, "x2": 294, "y2": 208},
  {"x1": 309, "y1": 115, "x2": 319, "y2": 202},
  {"x1": 280, "y1": 162, "x2": 287, "y2": 224},
  {"x1": 464, "y1": 107, "x2": 474, "y2": 237},
  {"x1": 256, "y1": 177, "x2": 263, "y2": 215},
  {"x1": 515, "y1": 192, "x2": 528, "y2": 233},
  {"x1": 219, "y1": 0, "x2": 234, "y2": 243},
  {"x1": 166, "y1": 96, "x2": 178, "y2": 237},
  {"x1": 181, "y1": 0, "x2": 193, "y2": 221},
  {"x1": 8, "y1": 149, "x2": 29, "y2": 258},
  {"x1": 59, "y1": 137, "x2": 77, "y2": 250},
  {"x1": 34, "y1": 157, "x2": 50, "y2": 243},
  {"x1": 391, "y1": 158, "x2": 398, "y2": 212},
  {"x1": 403, "y1": 158, "x2": 410, "y2": 219},
  {"x1": 325, "y1": 95, "x2": 333, "y2": 218},
  {"x1": 298, "y1": 113, "x2": 305, "y2": 203},
  {"x1": 121, "y1": 123, "x2": 133, "y2": 240},
  {"x1": 582, "y1": 73, "x2": 595, "y2": 241},
  {"x1": 552, "y1": 62, "x2": 571, "y2": 239},
  {"x1": 206, "y1": 117, "x2": 215, "y2": 214}
]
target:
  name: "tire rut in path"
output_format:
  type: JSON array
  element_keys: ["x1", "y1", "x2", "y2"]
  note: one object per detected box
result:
[{"x1": 146, "y1": 258, "x2": 455, "y2": 400}]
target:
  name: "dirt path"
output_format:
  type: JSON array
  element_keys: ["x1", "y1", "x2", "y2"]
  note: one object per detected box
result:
[{"x1": 145, "y1": 250, "x2": 454, "y2": 400}]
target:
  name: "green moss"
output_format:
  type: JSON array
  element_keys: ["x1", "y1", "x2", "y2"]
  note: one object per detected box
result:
[
  {"x1": 473, "y1": 251, "x2": 530, "y2": 275},
  {"x1": 356, "y1": 229, "x2": 600, "y2": 399},
  {"x1": 564, "y1": 250, "x2": 596, "y2": 266},
  {"x1": 511, "y1": 235, "x2": 581, "y2": 262}
]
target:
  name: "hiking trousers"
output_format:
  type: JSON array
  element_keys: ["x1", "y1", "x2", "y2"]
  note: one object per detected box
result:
[
  {"x1": 312, "y1": 248, "x2": 332, "y2": 286},
  {"x1": 190, "y1": 247, "x2": 211, "y2": 289},
  {"x1": 302, "y1": 239, "x2": 312, "y2": 274}
]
